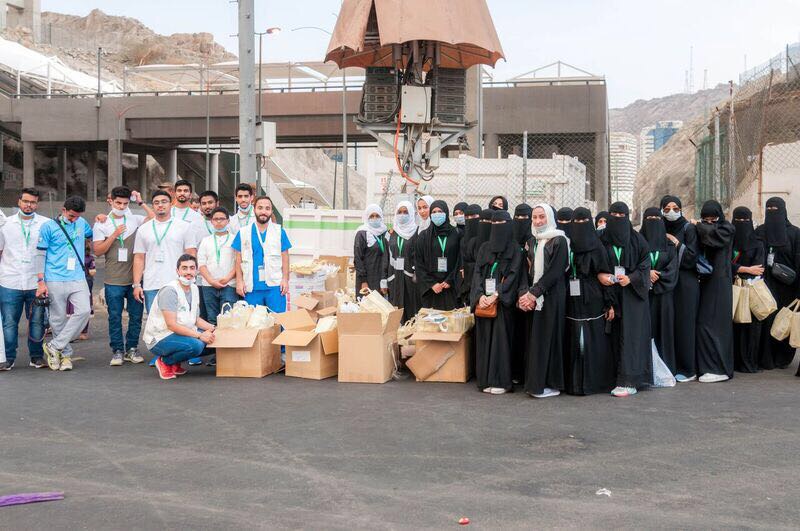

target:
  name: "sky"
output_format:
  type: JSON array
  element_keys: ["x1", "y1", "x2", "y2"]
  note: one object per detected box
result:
[{"x1": 43, "y1": 0, "x2": 800, "y2": 108}]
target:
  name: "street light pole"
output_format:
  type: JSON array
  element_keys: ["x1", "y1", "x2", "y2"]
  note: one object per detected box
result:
[
  {"x1": 255, "y1": 27, "x2": 281, "y2": 125},
  {"x1": 342, "y1": 69, "x2": 348, "y2": 209}
]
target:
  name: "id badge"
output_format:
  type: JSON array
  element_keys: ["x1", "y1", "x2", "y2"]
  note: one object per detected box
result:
[
  {"x1": 118, "y1": 248, "x2": 128, "y2": 262},
  {"x1": 767, "y1": 253, "x2": 775, "y2": 267},
  {"x1": 67, "y1": 257, "x2": 77, "y2": 271},
  {"x1": 395, "y1": 257, "x2": 405, "y2": 271},
  {"x1": 614, "y1": 266, "x2": 626, "y2": 278},
  {"x1": 258, "y1": 266, "x2": 266, "y2": 282},
  {"x1": 437, "y1": 257, "x2": 448, "y2": 273},
  {"x1": 569, "y1": 279, "x2": 581, "y2": 296},
  {"x1": 154, "y1": 250, "x2": 165, "y2": 263},
  {"x1": 485, "y1": 278, "x2": 497, "y2": 296},
  {"x1": 21, "y1": 255, "x2": 31, "y2": 264}
]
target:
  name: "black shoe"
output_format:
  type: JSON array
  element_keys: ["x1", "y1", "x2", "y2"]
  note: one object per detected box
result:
[
  {"x1": 0, "y1": 360, "x2": 12, "y2": 371},
  {"x1": 29, "y1": 358, "x2": 45, "y2": 369},
  {"x1": 205, "y1": 355, "x2": 216, "y2": 367}
]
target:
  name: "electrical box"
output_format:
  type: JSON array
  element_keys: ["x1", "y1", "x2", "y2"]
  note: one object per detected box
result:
[
  {"x1": 401, "y1": 86, "x2": 432, "y2": 124},
  {"x1": 255, "y1": 122, "x2": 277, "y2": 157},
  {"x1": 416, "y1": 180, "x2": 432, "y2": 195},
  {"x1": 426, "y1": 136, "x2": 441, "y2": 170}
]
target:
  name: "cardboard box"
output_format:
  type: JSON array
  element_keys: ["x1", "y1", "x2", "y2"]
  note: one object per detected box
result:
[
  {"x1": 273, "y1": 310, "x2": 339, "y2": 380},
  {"x1": 337, "y1": 309, "x2": 403, "y2": 383},
  {"x1": 292, "y1": 291, "x2": 337, "y2": 319},
  {"x1": 319, "y1": 255, "x2": 350, "y2": 292},
  {"x1": 407, "y1": 331, "x2": 472, "y2": 383},
  {"x1": 212, "y1": 325, "x2": 282, "y2": 378}
]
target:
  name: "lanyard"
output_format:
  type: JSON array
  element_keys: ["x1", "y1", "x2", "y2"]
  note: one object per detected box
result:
[
  {"x1": 59, "y1": 218, "x2": 78, "y2": 242},
  {"x1": 152, "y1": 220, "x2": 173, "y2": 247},
  {"x1": 732, "y1": 250, "x2": 740, "y2": 263},
  {"x1": 569, "y1": 251, "x2": 576, "y2": 279},
  {"x1": 110, "y1": 215, "x2": 126, "y2": 247},
  {"x1": 18, "y1": 213, "x2": 33, "y2": 247},
  {"x1": 213, "y1": 233, "x2": 230, "y2": 264},
  {"x1": 397, "y1": 236, "x2": 405, "y2": 255},
  {"x1": 204, "y1": 220, "x2": 214, "y2": 235},
  {"x1": 489, "y1": 262, "x2": 498, "y2": 278},
  {"x1": 256, "y1": 225, "x2": 271, "y2": 258},
  {"x1": 612, "y1": 245, "x2": 623, "y2": 265},
  {"x1": 649, "y1": 251, "x2": 660, "y2": 269},
  {"x1": 238, "y1": 207, "x2": 252, "y2": 225},
  {"x1": 437, "y1": 236, "x2": 448, "y2": 256},
  {"x1": 173, "y1": 207, "x2": 190, "y2": 221}
]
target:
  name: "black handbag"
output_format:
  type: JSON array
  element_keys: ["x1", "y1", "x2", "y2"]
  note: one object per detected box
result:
[{"x1": 771, "y1": 262, "x2": 797, "y2": 285}]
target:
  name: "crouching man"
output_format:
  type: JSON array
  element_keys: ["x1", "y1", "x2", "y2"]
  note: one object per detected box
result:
[{"x1": 143, "y1": 254, "x2": 216, "y2": 380}]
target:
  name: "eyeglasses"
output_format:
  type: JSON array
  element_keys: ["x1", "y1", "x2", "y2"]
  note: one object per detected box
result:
[{"x1": 19, "y1": 199, "x2": 38, "y2": 205}]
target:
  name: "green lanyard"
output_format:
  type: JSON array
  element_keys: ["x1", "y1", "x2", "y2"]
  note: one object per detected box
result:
[
  {"x1": 437, "y1": 236, "x2": 448, "y2": 256},
  {"x1": 204, "y1": 220, "x2": 214, "y2": 235},
  {"x1": 59, "y1": 218, "x2": 77, "y2": 242},
  {"x1": 397, "y1": 236, "x2": 405, "y2": 255},
  {"x1": 173, "y1": 207, "x2": 190, "y2": 221},
  {"x1": 489, "y1": 262, "x2": 498, "y2": 278},
  {"x1": 612, "y1": 245, "x2": 623, "y2": 265},
  {"x1": 18, "y1": 213, "x2": 33, "y2": 247},
  {"x1": 152, "y1": 220, "x2": 174, "y2": 247},
  {"x1": 649, "y1": 251, "x2": 660, "y2": 269},
  {"x1": 733, "y1": 250, "x2": 740, "y2": 263},
  {"x1": 110, "y1": 215, "x2": 126, "y2": 247},
  {"x1": 376, "y1": 235, "x2": 385, "y2": 253},
  {"x1": 213, "y1": 233, "x2": 230, "y2": 264},
  {"x1": 238, "y1": 207, "x2": 252, "y2": 226},
  {"x1": 569, "y1": 251, "x2": 576, "y2": 279}
]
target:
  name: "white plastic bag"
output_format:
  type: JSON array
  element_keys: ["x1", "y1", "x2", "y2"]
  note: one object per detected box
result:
[
  {"x1": 246, "y1": 305, "x2": 275, "y2": 329},
  {"x1": 651, "y1": 339, "x2": 676, "y2": 388}
]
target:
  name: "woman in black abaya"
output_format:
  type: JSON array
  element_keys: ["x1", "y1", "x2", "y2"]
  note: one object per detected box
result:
[
  {"x1": 731, "y1": 206, "x2": 766, "y2": 373},
  {"x1": 556, "y1": 207, "x2": 574, "y2": 239},
  {"x1": 511, "y1": 203, "x2": 533, "y2": 384},
  {"x1": 471, "y1": 210, "x2": 523, "y2": 394},
  {"x1": 694, "y1": 200, "x2": 735, "y2": 383},
  {"x1": 660, "y1": 195, "x2": 701, "y2": 382},
  {"x1": 639, "y1": 207, "x2": 679, "y2": 374},
  {"x1": 754, "y1": 197, "x2": 800, "y2": 371},
  {"x1": 518, "y1": 204, "x2": 569, "y2": 399},
  {"x1": 416, "y1": 200, "x2": 461, "y2": 310},
  {"x1": 564, "y1": 207, "x2": 616, "y2": 395},
  {"x1": 387, "y1": 200, "x2": 420, "y2": 323},
  {"x1": 599, "y1": 202, "x2": 652, "y2": 397},
  {"x1": 457, "y1": 204, "x2": 482, "y2": 306}
]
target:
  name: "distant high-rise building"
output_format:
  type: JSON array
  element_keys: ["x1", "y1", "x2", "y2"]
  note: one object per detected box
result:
[
  {"x1": 610, "y1": 132, "x2": 638, "y2": 206},
  {"x1": 639, "y1": 120, "x2": 683, "y2": 168}
]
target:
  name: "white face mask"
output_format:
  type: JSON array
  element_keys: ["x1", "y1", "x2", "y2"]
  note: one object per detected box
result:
[
  {"x1": 178, "y1": 276, "x2": 194, "y2": 286},
  {"x1": 663, "y1": 210, "x2": 681, "y2": 222},
  {"x1": 453, "y1": 214, "x2": 466, "y2": 225},
  {"x1": 111, "y1": 207, "x2": 126, "y2": 217},
  {"x1": 238, "y1": 204, "x2": 250, "y2": 212}
]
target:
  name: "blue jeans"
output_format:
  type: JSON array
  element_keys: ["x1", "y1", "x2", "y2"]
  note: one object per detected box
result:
[
  {"x1": 105, "y1": 284, "x2": 144, "y2": 353},
  {"x1": 0, "y1": 286, "x2": 45, "y2": 361},
  {"x1": 149, "y1": 332, "x2": 209, "y2": 365},
  {"x1": 244, "y1": 287, "x2": 286, "y2": 313},
  {"x1": 200, "y1": 286, "x2": 239, "y2": 326},
  {"x1": 144, "y1": 289, "x2": 159, "y2": 313}
]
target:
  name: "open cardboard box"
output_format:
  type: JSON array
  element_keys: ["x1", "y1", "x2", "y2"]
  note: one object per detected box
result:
[
  {"x1": 211, "y1": 325, "x2": 282, "y2": 378},
  {"x1": 319, "y1": 255, "x2": 351, "y2": 291},
  {"x1": 407, "y1": 330, "x2": 472, "y2": 383},
  {"x1": 273, "y1": 310, "x2": 339, "y2": 380},
  {"x1": 292, "y1": 291, "x2": 337, "y2": 320},
  {"x1": 337, "y1": 309, "x2": 403, "y2": 383}
]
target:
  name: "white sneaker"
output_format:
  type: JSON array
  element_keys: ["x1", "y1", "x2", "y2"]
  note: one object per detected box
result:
[
  {"x1": 611, "y1": 386, "x2": 629, "y2": 397},
  {"x1": 59, "y1": 358, "x2": 73, "y2": 371},
  {"x1": 675, "y1": 374, "x2": 697, "y2": 383},
  {"x1": 532, "y1": 388, "x2": 560, "y2": 398},
  {"x1": 489, "y1": 387, "x2": 507, "y2": 395},
  {"x1": 699, "y1": 373, "x2": 729, "y2": 383},
  {"x1": 482, "y1": 387, "x2": 492, "y2": 394}
]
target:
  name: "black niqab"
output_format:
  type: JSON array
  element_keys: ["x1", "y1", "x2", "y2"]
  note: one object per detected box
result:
[
  {"x1": 764, "y1": 196, "x2": 789, "y2": 247},
  {"x1": 464, "y1": 204, "x2": 482, "y2": 241},
  {"x1": 556, "y1": 207, "x2": 574, "y2": 238},
  {"x1": 570, "y1": 207, "x2": 599, "y2": 253},
  {"x1": 513, "y1": 203, "x2": 533, "y2": 245},
  {"x1": 604, "y1": 201, "x2": 631, "y2": 247},
  {"x1": 489, "y1": 210, "x2": 513, "y2": 253},
  {"x1": 640, "y1": 206, "x2": 668, "y2": 251},
  {"x1": 475, "y1": 209, "x2": 493, "y2": 248},
  {"x1": 700, "y1": 200, "x2": 725, "y2": 221},
  {"x1": 732, "y1": 206, "x2": 757, "y2": 251}
]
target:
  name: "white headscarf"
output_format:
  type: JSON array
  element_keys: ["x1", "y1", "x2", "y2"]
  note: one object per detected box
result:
[
  {"x1": 530, "y1": 203, "x2": 569, "y2": 310},
  {"x1": 416, "y1": 195, "x2": 435, "y2": 232},
  {"x1": 393, "y1": 200, "x2": 417, "y2": 239},
  {"x1": 357, "y1": 203, "x2": 387, "y2": 247}
]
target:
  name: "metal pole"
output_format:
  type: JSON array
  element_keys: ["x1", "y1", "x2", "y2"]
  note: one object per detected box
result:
[
  {"x1": 258, "y1": 32, "x2": 263, "y2": 123},
  {"x1": 477, "y1": 66, "x2": 483, "y2": 158},
  {"x1": 238, "y1": 0, "x2": 257, "y2": 186},
  {"x1": 205, "y1": 64, "x2": 211, "y2": 188},
  {"x1": 522, "y1": 131, "x2": 528, "y2": 203},
  {"x1": 342, "y1": 69, "x2": 349, "y2": 209},
  {"x1": 96, "y1": 47, "x2": 102, "y2": 96}
]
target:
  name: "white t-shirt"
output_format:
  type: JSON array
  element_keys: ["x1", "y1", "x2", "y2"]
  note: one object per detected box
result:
[
  {"x1": 197, "y1": 232, "x2": 236, "y2": 287},
  {"x1": 189, "y1": 216, "x2": 230, "y2": 249},
  {"x1": 228, "y1": 207, "x2": 255, "y2": 234},
  {"x1": 171, "y1": 205, "x2": 202, "y2": 224},
  {"x1": 133, "y1": 217, "x2": 196, "y2": 291},
  {"x1": 0, "y1": 212, "x2": 51, "y2": 291},
  {"x1": 92, "y1": 213, "x2": 145, "y2": 246}
]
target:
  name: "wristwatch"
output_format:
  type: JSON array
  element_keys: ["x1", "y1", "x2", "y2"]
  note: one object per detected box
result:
[{"x1": 132, "y1": 283, "x2": 142, "y2": 288}]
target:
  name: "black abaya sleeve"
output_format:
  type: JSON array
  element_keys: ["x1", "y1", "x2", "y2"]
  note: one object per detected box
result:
[
  {"x1": 696, "y1": 221, "x2": 735, "y2": 248},
  {"x1": 628, "y1": 233, "x2": 651, "y2": 300},
  {"x1": 678, "y1": 223, "x2": 699, "y2": 270},
  {"x1": 500, "y1": 247, "x2": 523, "y2": 308},
  {"x1": 469, "y1": 245, "x2": 488, "y2": 311},
  {"x1": 444, "y1": 231, "x2": 462, "y2": 287},
  {"x1": 652, "y1": 245, "x2": 679, "y2": 295},
  {"x1": 529, "y1": 236, "x2": 569, "y2": 297},
  {"x1": 354, "y1": 231, "x2": 369, "y2": 287},
  {"x1": 415, "y1": 230, "x2": 435, "y2": 291}
]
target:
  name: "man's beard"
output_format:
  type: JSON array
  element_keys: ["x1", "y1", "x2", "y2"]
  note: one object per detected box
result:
[
  {"x1": 177, "y1": 196, "x2": 189, "y2": 203},
  {"x1": 256, "y1": 214, "x2": 270, "y2": 224}
]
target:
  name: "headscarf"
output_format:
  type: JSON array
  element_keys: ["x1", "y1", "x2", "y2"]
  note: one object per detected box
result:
[
  {"x1": 531, "y1": 203, "x2": 568, "y2": 310},
  {"x1": 474, "y1": 209, "x2": 493, "y2": 250},
  {"x1": 764, "y1": 196, "x2": 789, "y2": 247},
  {"x1": 659, "y1": 194, "x2": 687, "y2": 235},
  {"x1": 356, "y1": 203, "x2": 387, "y2": 246},
  {"x1": 489, "y1": 195, "x2": 508, "y2": 211},
  {"x1": 464, "y1": 204, "x2": 482, "y2": 243},
  {"x1": 417, "y1": 195, "x2": 434, "y2": 232},
  {"x1": 605, "y1": 201, "x2": 631, "y2": 247},
  {"x1": 489, "y1": 210, "x2": 513, "y2": 253},
  {"x1": 392, "y1": 200, "x2": 417, "y2": 240},
  {"x1": 513, "y1": 203, "x2": 533, "y2": 245},
  {"x1": 732, "y1": 206, "x2": 757, "y2": 252},
  {"x1": 570, "y1": 207, "x2": 599, "y2": 253},
  {"x1": 556, "y1": 207, "x2": 574, "y2": 238},
  {"x1": 453, "y1": 202, "x2": 468, "y2": 222},
  {"x1": 639, "y1": 206, "x2": 668, "y2": 251},
  {"x1": 700, "y1": 200, "x2": 725, "y2": 222},
  {"x1": 595, "y1": 210, "x2": 609, "y2": 228},
  {"x1": 429, "y1": 200, "x2": 454, "y2": 236}
]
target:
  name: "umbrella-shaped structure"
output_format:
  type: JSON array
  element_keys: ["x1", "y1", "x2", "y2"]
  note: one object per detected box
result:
[{"x1": 325, "y1": 0, "x2": 504, "y2": 70}]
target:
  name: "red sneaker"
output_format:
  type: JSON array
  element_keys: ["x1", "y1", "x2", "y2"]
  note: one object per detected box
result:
[
  {"x1": 154, "y1": 357, "x2": 176, "y2": 380},
  {"x1": 172, "y1": 363, "x2": 187, "y2": 376}
]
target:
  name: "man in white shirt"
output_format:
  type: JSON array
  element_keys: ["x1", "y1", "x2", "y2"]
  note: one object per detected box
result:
[
  {"x1": 93, "y1": 185, "x2": 147, "y2": 367},
  {"x1": 193, "y1": 206, "x2": 238, "y2": 366},
  {"x1": 132, "y1": 190, "x2": 197, "y2": 315},
  {"x1": 171, "y1": 179, "x2": 202, "y2": 224},
  {"x1": 189, "y1": 190, "x2": 226, "y2": 249},
  {"x1": 0, "y1": 188, "x2": 49, "y2": 370},
  {"x1": 227, "y1": 183, "x2": 256, "y2": 234}
]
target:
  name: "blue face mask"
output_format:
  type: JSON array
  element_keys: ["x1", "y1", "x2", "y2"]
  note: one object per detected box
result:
[
  {"x1": 431, "y1": 212, "x2": 447, "y2": 227},
  {"x1": 368, "y1": 218, "x2": 383, "y2": 229},
  {"x1": 395, "y1": 213, "x2": 410, "y2": 225}
]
